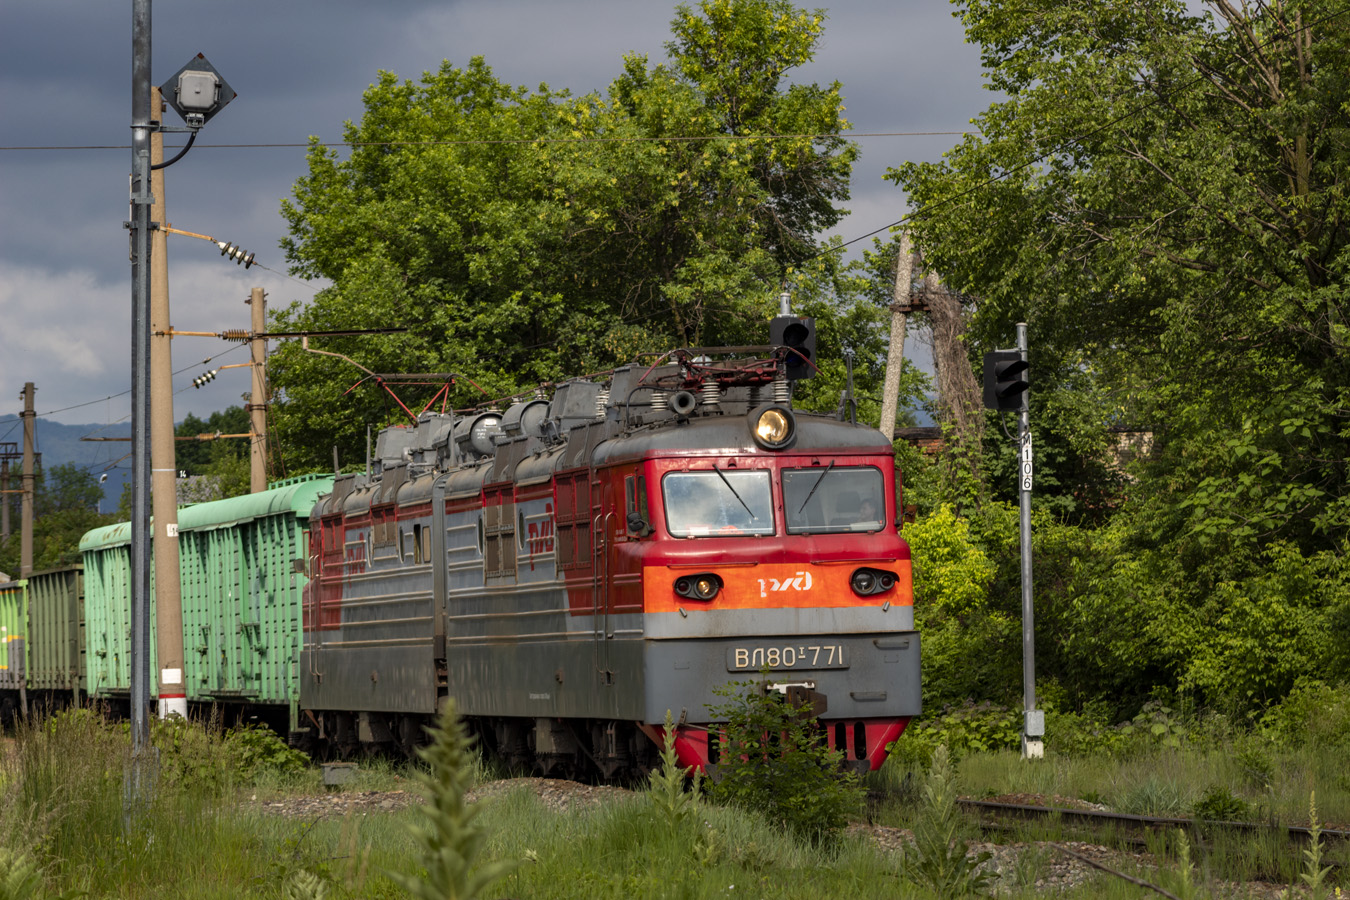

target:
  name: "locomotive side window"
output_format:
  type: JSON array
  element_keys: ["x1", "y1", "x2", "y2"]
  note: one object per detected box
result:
[
  {"x1": 782, "y1": 466, "x2": 885, "y2": 534},
  {"x1": 624, "y1": 474, "x2": 650, "y2": 535},
  {"x1": 662, "y1": 470, "x2": 774, "y2": 537}
]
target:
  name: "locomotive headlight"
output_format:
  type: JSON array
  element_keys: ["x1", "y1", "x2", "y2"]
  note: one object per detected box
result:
[
  {"x1": 693, "y1": 577, "x2": 720, "y2": 600},
  {"x1": 850, "y1": 567, "x2": 898, "y2": 596},
  {"x1": 851, "y1": 569, "x2": 877, "y2": 595},
  {"x1": 750, "y1": 404, "x2": 796, "y2": 450},
  {"x1": 674, "y1": 572, "x2": 723, "y2": 601}
]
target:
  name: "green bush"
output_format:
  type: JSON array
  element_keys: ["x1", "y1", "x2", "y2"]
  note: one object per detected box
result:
[
  {"x1": 1042, "y1": 704, "x2": 1130, "y2": 757},
  {"x1": 904, "y1": 506, "x2": 1017, "y2": 707},
  {"x1": 1192, "y1": 784, "x2": 1250, "y2": 823},
  {"x1": 225, "y1": 724, "x2": 310, "y2": 782},
  {"x1": 707, "y1": 678, "x2": 864, "y2": 846},
  {"x1": 150, "y1": 716, "x2": 235, "y2": 795},
  {"x1": 1260, "y1": 679, "x2": 1350, "y2": 750},
  {"x1": 891, "y1": 702, "x2": 1021, "y2": 767},
  {"x1": 1118, "y1": 700, "x2": 1188, "y2": 751}
]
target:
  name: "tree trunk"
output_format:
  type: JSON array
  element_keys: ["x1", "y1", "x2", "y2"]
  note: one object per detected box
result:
[{"x1": 926, "y1": 274, "x2": 983, "y2": 477}]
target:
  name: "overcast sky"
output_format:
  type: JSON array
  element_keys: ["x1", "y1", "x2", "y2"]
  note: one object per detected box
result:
[{"x1": 0, "y1": 0, "x2": 988, "y2": 443}]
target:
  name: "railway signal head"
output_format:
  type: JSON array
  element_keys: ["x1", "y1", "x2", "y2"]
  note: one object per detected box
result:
[
  {"x1": 770, "y1": 315, "x2": 817, "y2": 381},
  {"x1": 983, "y1": 350, "x2": 1029, "y2": 411}
]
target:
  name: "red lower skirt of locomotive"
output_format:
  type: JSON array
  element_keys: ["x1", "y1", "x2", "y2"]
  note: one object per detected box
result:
[{"x1": 644, "y1": 718, "x2": 911, "y2": 773}]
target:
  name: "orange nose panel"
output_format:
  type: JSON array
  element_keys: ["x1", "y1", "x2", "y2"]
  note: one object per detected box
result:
[{"x1": 643, "y1": 560, "x2": 912, "y2": 613}]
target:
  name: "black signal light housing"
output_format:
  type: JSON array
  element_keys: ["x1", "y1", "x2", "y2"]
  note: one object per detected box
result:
[
  {"x1": 850, "y1": 567, "x2": 897, "y2": 596},
  {"x1": 770, "y1": 315, "x2": 817, "y2": 381},
  {"x1": 982, "y1": 349, "x2": 1029, "y2": 411}
]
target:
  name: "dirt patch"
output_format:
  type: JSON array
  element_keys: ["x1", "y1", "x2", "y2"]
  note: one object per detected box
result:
[{"x1": 249, "y1": 777, "x2": 634, "y2": 820}]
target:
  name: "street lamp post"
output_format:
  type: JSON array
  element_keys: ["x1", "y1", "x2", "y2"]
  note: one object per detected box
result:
[{"x1": 127, "y1": 7, "x2": 234, "y2": 773}]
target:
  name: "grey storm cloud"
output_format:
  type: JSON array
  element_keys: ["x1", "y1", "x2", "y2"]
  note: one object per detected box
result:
[{"x1": 0, "y1": 0, "x2": 988, "y2": 428}]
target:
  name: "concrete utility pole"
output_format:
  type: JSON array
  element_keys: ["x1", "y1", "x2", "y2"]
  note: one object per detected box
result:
[
  {"x1": 878, "y1": 230, "x2": 913, "y2": 440},
  {"x1": 20, "y1": 383, "x2": 36, "y2": 577},
  {"x1": 248, "y1": 287, "x2": 268, "y2": 493},
  {"x1": 150, "y1": 86, "x2": 186, "y2": 720},
  {"x1": 1, "y1": 458, "x2": 9, "y2": 542},
  {"x1": 0, "y1": 443, "x2": 16, "y2": 544}
]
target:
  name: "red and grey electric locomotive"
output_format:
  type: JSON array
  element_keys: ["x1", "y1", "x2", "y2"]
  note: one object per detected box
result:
[{"x1": 299, "y1": 345, "x2": 920, "y2": 776}]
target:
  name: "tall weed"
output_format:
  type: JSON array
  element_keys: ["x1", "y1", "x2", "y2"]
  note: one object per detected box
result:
[
  {"x1": 903, "y1": 745, "x2": 992, "y2": 898},
  {"x1": 393, "y1": 700, "x2": 516, "y2": 900}
]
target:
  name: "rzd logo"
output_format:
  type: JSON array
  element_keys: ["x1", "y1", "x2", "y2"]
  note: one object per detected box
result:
[{"x1": 758, "y1": 571, "x2": 812, "y2": 598}]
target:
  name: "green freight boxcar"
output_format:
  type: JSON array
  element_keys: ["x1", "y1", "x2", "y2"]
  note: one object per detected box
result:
[
  {"x1": 0, "y1": 577, "x2": 27, "y2": 719},
  {"x1": 0, "y1": 567, "x2": 85, "y2": 719},
  {"x1": 80, "y1": 521, "x2": 154, "y2": 707},
  {"x1": 80, "y1": 475, "x2": 333, "y2": 730},
  {"x1": 26, "y1": 566, "x2": 84, "y2": 705}
]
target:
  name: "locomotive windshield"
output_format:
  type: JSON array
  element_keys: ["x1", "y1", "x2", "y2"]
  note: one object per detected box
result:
[
  {"x1": 783, "y1": 466, "x2": 885, "y2": 534},
  {"x1": 662, "y1": 469, "x2": 774, "y2": 537}
]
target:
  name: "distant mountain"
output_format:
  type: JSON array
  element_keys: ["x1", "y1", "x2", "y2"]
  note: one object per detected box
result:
[{"x1": 0, "y1": 414, "x2": 134, "y2": 513}]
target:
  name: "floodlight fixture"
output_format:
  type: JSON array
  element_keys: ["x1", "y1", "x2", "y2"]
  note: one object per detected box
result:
[{"x1": 159, "y1": 53, "x2": 235, "y2": 130}]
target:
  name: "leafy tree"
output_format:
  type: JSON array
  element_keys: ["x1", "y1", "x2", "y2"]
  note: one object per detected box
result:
[
  {"x1": 890, "y1": 0, "x2": 1350, "y2": 557},
  {"x1": 174, "y1": 407, "x2": 250, "y2": 477},
  {"x1": 272, "y1": 0, "x2": 858, "y2": 468},
  {"x1": 173, "y1": 407, "x2": 254, "y2": 503},
  {"x1": 0, "y1": 462, "x2": 114, "y2": 573}
]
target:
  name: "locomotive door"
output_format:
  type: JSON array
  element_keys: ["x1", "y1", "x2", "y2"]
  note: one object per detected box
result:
[{"x1": 591, "y1": 474, "x2": 615, "y2": 684}]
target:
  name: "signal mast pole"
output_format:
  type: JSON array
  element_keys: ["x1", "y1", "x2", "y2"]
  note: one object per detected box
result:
[
  {"x1": 1016, "y1": 323, "x2": 1042, "y2": 759},
  {"x1": 129, "y1": 0, "x2": 154, "y2": 760}
]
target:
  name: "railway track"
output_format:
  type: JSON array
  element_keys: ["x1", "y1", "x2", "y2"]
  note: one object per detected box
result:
[{"x1": 960, "y1": 798, "x2": 1350, "y2": 856}]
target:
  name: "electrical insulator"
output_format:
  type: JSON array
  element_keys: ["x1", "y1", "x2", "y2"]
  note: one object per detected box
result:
[
  {"x1": 192, "y1": 369, "x2": 219, "y2": 389},
  {"x1": 219, "y1": 329, "x2": 249, "y2": 342},
  {"x1": 216, "y1": 241, "x2": 256, "y2": 269}
]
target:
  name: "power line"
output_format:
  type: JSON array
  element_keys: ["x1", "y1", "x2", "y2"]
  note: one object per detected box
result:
[
  {"x1": 0, "y1": 130, "x2": 973, "y2": 153},
  {"x1": 37, "y1": 343, "x2": 249, "y2": 431}
]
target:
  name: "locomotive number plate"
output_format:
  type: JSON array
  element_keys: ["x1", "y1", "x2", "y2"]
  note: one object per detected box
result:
[{"x1": 727, "y1": 644, "x2": 848, "y2": 672}]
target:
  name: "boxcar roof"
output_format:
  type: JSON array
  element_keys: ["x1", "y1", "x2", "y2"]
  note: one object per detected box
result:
[{"x1": 79, "y1": 474, "x2": 335, "y2": 552}]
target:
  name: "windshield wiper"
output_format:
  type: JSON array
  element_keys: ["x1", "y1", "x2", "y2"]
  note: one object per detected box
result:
[
  {"x1": 796, "y1": 462, "x2": 834, "y2": 515},
  {"x1": 712, "y1": 466, "x2": 756, "y2": 519}
]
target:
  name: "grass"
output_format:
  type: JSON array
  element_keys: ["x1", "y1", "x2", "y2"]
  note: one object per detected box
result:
[
  {"x1": 873, "y1": 740, "x2": 1350, "y2": 895},
  {"x1": 2, "y1": 710, "x2": 1348, "y2": 899},
  {"x1": 949, "y1": 741, "x2": 1350, "y2": 827}
]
